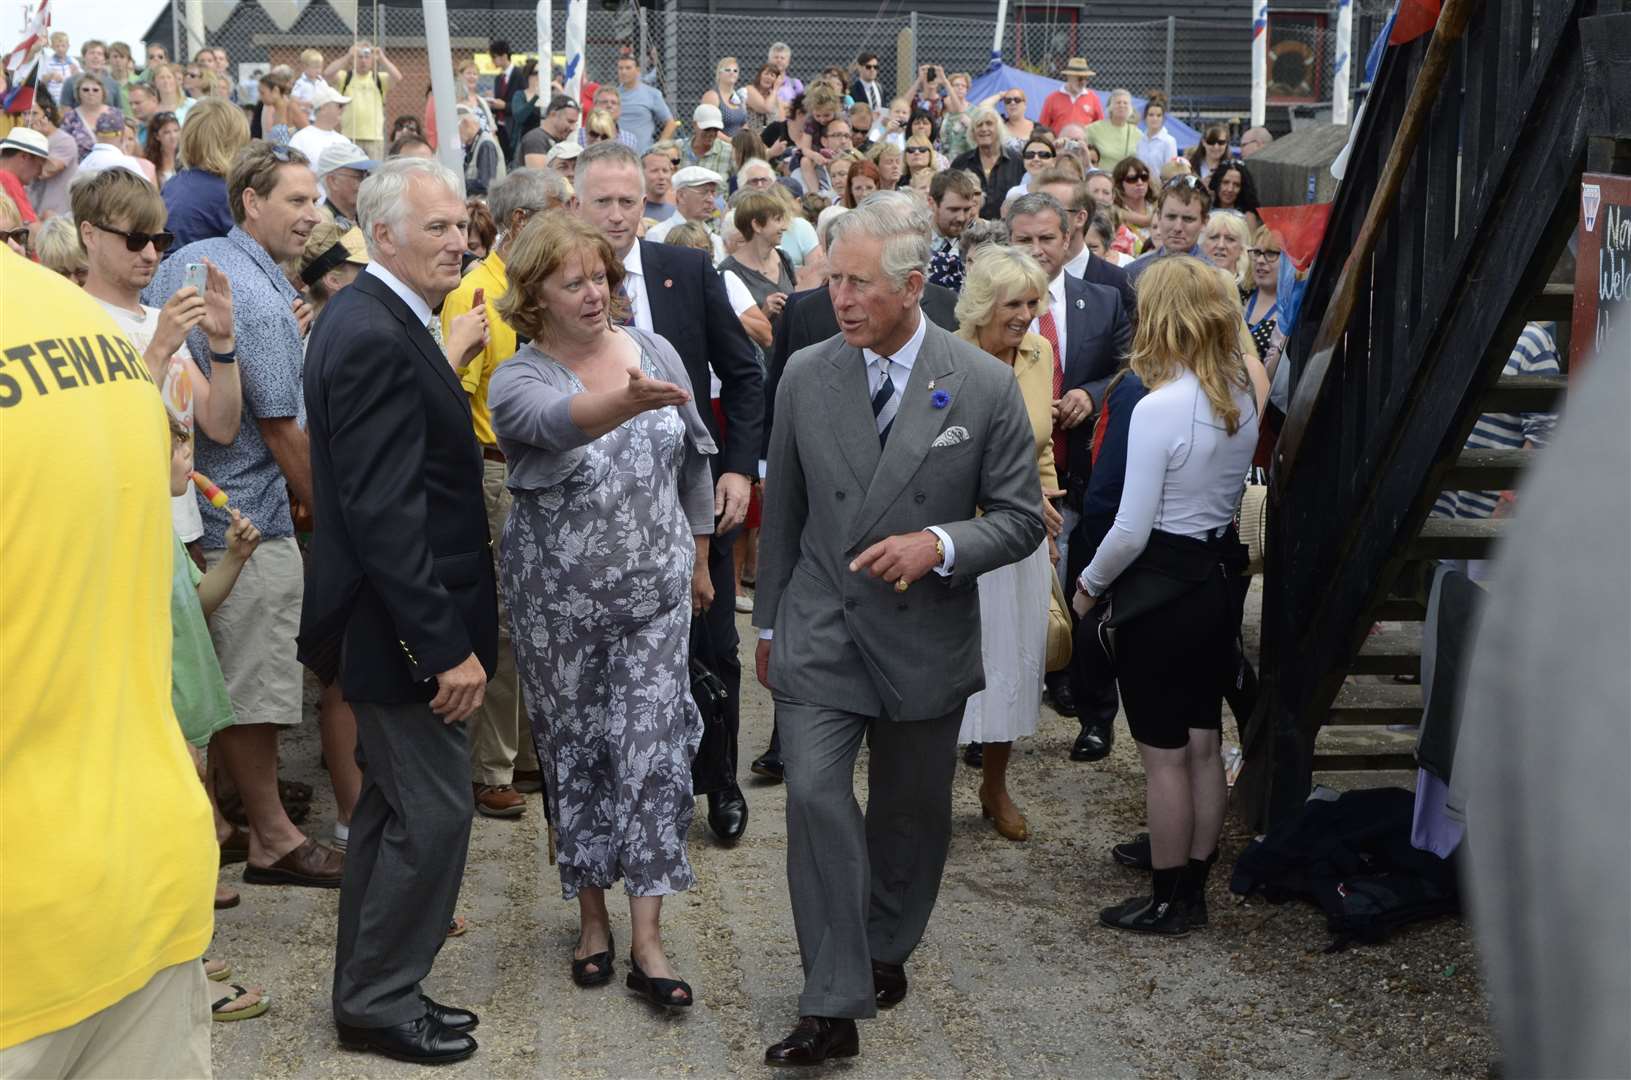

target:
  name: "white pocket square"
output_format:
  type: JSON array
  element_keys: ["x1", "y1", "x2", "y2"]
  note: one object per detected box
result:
[{"x1": 931, "y1": 426, "x2": 970, "y2": 448}]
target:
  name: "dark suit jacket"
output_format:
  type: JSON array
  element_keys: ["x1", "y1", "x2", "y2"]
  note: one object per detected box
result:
[
  {"x1": 1058, "y1": 273, "x2": 1133, "y2": 492},
  {"x1": 1075, "y1": 251, "x2": 1137, "y2": 325},
  {"x1": 297, "y1": 272, "x2": 499, "y2": 703},
  {"x1": 639, "y1": 240, "x2": 763, "y2": 480},
  {"x1": 762, "y1": 281, "x2": 960, "y2": 458}
]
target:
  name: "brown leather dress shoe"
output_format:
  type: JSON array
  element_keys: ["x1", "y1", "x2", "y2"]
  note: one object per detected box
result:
[
  {"x1": 872, "y1": 960, "x2": 908, "y2": 1007},
  {"x1": 473, "y1": 783, "x2": 526, "y2": 818},
  {"x1": 242, "y1": 838, "x2": 344, "y2": 888},
  {"x1": 764, "y1": 1016, "x2": 859, "y2": 1067}
]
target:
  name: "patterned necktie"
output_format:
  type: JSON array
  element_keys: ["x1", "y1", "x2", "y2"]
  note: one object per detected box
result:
[
  {"x1": 1038, "y1": 309, "x2": 1068, "y2": 472},
  {"x1": 871, "y1": 356, "x2": 897, "y2": 447},
  {"x1": 615, "y1": 279, "x2": 635, "y2": 327},
  {"x1": 427, "y1": 313, "x2": 444, "y2": 348}
]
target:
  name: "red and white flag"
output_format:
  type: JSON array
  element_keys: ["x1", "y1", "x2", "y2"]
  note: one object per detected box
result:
[{"x1": 5, "y1": 0, "x2": 50, "y2": 74}]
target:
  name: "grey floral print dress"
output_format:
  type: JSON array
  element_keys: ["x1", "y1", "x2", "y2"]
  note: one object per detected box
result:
[{"x1": 488, "y1": 326, "x2": 717, "y2": 899}]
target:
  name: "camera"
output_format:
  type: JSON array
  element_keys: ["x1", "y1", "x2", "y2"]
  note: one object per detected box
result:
[{"x1": 924, "y1": 65, "x2": 937, "y2": 82}]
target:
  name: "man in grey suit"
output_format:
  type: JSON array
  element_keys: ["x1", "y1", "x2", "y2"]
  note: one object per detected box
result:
[{"x1": 753, "y1": 193, "x2": 1044, "y2": 1067}]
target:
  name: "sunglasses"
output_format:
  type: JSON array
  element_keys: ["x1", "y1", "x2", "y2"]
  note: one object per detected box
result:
[
  {"x1": 1124, "y1": 173, "x2": 1149, "y2": 182},
  {"x1": 1206, "y1": 137, "x2": 1228, "y2": 146},
  {"x1": 93, "y1": 221, "x2": 175, "y2": 253},
  {"x1": 1002, "y1": 96, "x2": 1024, "y2": 105},
  {"x1": 1248, "y1": 248, "x2": 1283, "y2": 261},
  {"x1": 862, "y1": 63, "x2": 879, "y2": 70},
  {"x1": 1022, "y1": 149, "x2": 1055, "y2": 160},
  {"x1": 668, "y1": 156, "x2": 681, "y2": 166},
  {"x1": 1, "y1": 226, "x2": 30, "y2": 248},
  {"x1": 152, "y1": 111, "x2": 177, "y2": 125},
  {"x1": 906, "y1": 145, "x2": 931, "y2": 153}
]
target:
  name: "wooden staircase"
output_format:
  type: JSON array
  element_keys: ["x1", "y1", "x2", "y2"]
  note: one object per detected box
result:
[{"x1": 1238, "y1": 0, "x2": 1607, "y2": 827}]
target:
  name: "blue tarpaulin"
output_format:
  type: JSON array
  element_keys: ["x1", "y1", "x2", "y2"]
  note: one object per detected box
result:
[{"x1": 966, "y1": 64, "x2": 1203, "y2": 152}]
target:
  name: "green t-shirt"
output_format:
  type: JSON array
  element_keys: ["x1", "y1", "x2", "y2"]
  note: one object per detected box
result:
[{"x1": 170, "y1": 534, "x2": 235, "y2": 746}]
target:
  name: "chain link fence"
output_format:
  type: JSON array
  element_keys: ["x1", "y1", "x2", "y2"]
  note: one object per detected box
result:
[{"x1": 148, "y1": 2, "x2": 1367, "y2": 136}]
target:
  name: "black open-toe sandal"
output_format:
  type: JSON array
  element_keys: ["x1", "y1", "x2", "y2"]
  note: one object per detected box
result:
[
  {"x1": 626, "y1": 956, "x2": 693, "y2": 1009},
  {"x1": 571, "y1": 931, "x2": 614, "y2": 988}
]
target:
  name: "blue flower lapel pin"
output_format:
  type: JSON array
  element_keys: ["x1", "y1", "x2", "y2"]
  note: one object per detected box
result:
[{"x1": 930, "y1": 384, "x2": 951, "y2": 409}]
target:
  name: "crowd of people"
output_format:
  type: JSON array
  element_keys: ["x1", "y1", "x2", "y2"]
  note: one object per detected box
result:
[{"x1": 2, "y1": 31, "x2": 1292, "y2": 1077}]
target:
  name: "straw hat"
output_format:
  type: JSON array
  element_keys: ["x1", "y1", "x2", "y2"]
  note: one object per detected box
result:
[{"x1": 1058, "y1": 57, "x2": 1097, "y2": 79}]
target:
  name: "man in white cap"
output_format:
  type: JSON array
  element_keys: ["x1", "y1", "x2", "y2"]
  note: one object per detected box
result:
[
  {"x1": 0, "y1": 129, "x2": 50, "y2": 226},
  {"x1": 315, "y1": 139, "x2": 379, "y2": 232},
  {"x1": 1040, "y1": 57, "x2": 1105, "y2": 132},
  {"x1": 543, "y1": 140, "x2": 580, "y2": 182},
  {"x1": 644, "y1": 165, "x2": 724, "y2": 261},
  {"x1": 683, "y1": 103, "x2": 734, "y2": 180},
  {"x1": 290, "y1": 84, "x2": 352, "y2": 166}
]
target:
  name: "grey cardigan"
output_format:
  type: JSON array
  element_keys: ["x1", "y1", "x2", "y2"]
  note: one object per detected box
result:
[{"x1": 487, "y1": 325, "x2": 719, "y2": 535}]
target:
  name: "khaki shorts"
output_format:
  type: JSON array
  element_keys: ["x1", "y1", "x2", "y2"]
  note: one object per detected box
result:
[
  {"x1": 0, "y1": 960, "x2": 211, "y2": 1079},
  {"x1": 206, "y1": 535, "x2": 304, "y2": 727}
]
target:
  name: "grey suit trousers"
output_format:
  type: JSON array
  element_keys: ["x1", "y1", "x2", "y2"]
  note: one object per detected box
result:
[
  {"x1": 333, "y1": 700, "x2": 474, "y2": 1027},
  {"x1": 778, "y1": 698, "x2": 963, "y2": 1020}
]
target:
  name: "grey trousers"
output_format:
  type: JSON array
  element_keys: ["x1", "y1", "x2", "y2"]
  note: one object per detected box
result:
[
  {"x1": 333, "y1": 700, "x2": 474, "y2": 1028},
  {"x1": 777, "y1": 699, "x2": 963, "y2": 1020}
]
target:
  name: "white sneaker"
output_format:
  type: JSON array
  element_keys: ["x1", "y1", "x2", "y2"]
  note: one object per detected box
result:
[{"x1": 734, "y1": 594, "x2": 753, "y2": 614}]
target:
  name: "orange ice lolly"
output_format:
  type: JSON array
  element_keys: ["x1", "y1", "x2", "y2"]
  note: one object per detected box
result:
[{"x1": 192, "y1": 471, "x2": 229, "y2": 508}]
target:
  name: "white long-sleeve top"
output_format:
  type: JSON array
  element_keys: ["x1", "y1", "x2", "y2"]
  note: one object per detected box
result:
[{"x1": 1081, "y1": 369, "x2": 1259, "y2": 597}]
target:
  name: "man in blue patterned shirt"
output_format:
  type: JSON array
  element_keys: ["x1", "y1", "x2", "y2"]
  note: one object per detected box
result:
[{"x1": 145, "y1": 141, "x2": 344, "y2": 889}]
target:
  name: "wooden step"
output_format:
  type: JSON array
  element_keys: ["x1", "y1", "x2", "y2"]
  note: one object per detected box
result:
[
  {"x1": 1351, "y1": 630, "x2": 1423, "y2": 675},
  {"x1": 1526, "y1": 282, "x2": 1574, "y2": 323},
  {"x1": 1441, "y1": 447, "x2": 1534, "y2": 489},
  {"x1": 1482, "y1": 374, "x2": 1566, "y2": 412},
  {"x1": 1312, "y1": 751, "x2": 1418, "y2": 772},
  {"x1": 1406, "y1": 517, "x2": 1509, "y2": 559},
  {"x1": 1326, "y1": 682, "x2": 1424, "y2": 726}
]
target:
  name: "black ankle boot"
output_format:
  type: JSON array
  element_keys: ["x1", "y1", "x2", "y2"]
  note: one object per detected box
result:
[
  {"x1": 1099, "y1": 865, "x2": 1189, "y2": 936},
  {"x1": 1181, "y1": 855, "x2": 1216, "y2": 927}
]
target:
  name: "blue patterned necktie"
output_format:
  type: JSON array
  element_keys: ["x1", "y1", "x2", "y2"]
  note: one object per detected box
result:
[
  {"x1": 871, "y1": 356, "x2": 896, "y2": 446},
  {"x1": 615, "y1": 279, "x2": 635, "y2": 327}
]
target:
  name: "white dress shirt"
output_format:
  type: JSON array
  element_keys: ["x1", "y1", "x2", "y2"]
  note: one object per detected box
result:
[
  {"x1": 620, "y1": 241, "x2": 656, "y2": 333},
  {"x1": 1063, "y1": 245, "x2": 1092, "y2": 280},
  {"x1": 1029, "y1": 271, "x2": 1070, "y2": 364},
  {"x1": 757, "y1": 313, "x2": 954, "y2": 641},
  {"x1": 366, "y1": 261, "x2": 434, "y2": 328}
]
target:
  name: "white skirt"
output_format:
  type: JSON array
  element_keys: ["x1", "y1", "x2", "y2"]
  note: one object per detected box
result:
[{"x1": 959, "y1": 538, "x2": 1053, "y2": 744}]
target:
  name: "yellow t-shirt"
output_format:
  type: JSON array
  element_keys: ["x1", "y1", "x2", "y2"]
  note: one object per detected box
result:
[
  {"x1": 442, "y1": 249, "x2": 518, "y2": 447},
  {"x1": 337, "y1": 69, "x2": 392, "y2": 143},
  {"x1": 0, "y1": 254, "x2": 216, "y2": 1049}
]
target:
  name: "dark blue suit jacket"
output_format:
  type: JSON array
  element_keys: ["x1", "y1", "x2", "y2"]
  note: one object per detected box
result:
[
  {"x1": 1075, "y1": 251, "x2": 1137, "y2": 325},
  {"x1": 638, "y1": 240, "x2": 764, "y2": 479},
  {"x1": 1059, "y1": 273, "x2": 1133, "y2": 491}
]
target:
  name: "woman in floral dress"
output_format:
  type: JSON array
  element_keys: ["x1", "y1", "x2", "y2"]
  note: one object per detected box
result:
[{"x1": 489, "y1": 215, "x2": 717, "y2": 1008}]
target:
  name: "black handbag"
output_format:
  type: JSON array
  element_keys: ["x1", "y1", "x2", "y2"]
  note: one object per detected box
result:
[{"x1": 1096, "y1": 529, "x2": 1247, "y2": 666}]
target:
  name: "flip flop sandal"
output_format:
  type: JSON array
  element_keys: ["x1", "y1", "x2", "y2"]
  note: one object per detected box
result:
[
  {"x1": 447, "y1": 916, "x2": 468, "y2": 938},
  {"x1": 214, "y1": 888, "x2": 241, "y2": 911},
  {"x1": 211, "y1": 984, "x2": 270, "y2": 1022},
  {"x1": 204, "y1": 958, "x2": 231, "y2": 982}
]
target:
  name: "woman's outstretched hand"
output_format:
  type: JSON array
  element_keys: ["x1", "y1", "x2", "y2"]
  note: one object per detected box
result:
[{"x1": 624, "y1": 368, "x2": 690, "y2": 414}]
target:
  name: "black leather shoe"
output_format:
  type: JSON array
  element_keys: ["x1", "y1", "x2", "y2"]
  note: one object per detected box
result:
[
  {"x1": 961, "y1": 741, "x2": 983, "y2": 768},
  {"x1": 336, "y1": 1014, "x2": 477, "y2": 1064},
  {"x1": 765, "y1": 1016, "x2": 860, "y2": 1067},
  {"x1": 420, "y1": 995, "x2": 478, "y2": 1033},
  {"x1": 1070, "y1": 724, "x2": 1113, "y2": 762},
  {"x1": 1112, "y1": 832, "x2": 1153, "y2": 870},
  {"x1": 750, "y1": 749, "x2": 784, "y2": 782},
  {"x1": 872, "y1": 960, "x2": 908, "y2": 1007},
  {"x1": 1044, "y1": 674, "x2": 1079, "y2": 717},
  {"x1": 707, "y1": 786, "x2": 749, "y2": 844}
]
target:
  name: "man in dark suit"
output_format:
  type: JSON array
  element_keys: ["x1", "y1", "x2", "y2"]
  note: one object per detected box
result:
[
  {"x1": 1007, "y1": 192, "x2": 1132, "y2": 760},
  {"x1": 573, "y1": 141, "x2": 764, "y2": 844},
  {"x1": 300, "y1": 158, "x2": 496, "y2": 1066},
  {"x1": 748, "y1": 275, "x2": 960, "y2": 780}
]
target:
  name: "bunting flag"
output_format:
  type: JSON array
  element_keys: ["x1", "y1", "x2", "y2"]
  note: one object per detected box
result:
[
  {"x1": 1258, "y1": 203, "x2": 1334, "y2": 272},
  {"x1": 1388, "y1": 0, "x2": 1442, "y2": 45}
]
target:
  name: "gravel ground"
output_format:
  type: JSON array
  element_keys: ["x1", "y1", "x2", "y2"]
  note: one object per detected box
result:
[{"x1": 208, "y1": 607, "x2": 1497, "y2": 1079}]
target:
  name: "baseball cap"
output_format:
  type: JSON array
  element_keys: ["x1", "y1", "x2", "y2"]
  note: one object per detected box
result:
[
  {"x1": 692, "y1": 104, "x2": 724, "y2": 131},
  {"x1": 315, "y1": 139, "x2": 379, "y2": 178},
  {"x1": 671, "y1": 166, "x2": 723, "y2": 189},
  {"x1": 545, "y1": 141, "x2": 582, "y2": 163},
  {"x1": 545, "y1": 93, "x2": 580, "y2": 115},
  {"x1": 77, "y1": 142, "x2": 150, "y2": 182},
  {"x1": 309, "y1": 83, "x2": 351, "y2": 110},
  {"x1": 0, "y1": 128, "x2": 51, "y2": 159}
]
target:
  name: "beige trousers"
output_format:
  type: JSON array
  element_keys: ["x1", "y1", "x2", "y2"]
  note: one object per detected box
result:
[
  {"x1": 0, "y1": 961, "x2": 211, "y2": 1079},
  {"x1": 472, "y1": 458, "x2": 538, "y2": 785}
]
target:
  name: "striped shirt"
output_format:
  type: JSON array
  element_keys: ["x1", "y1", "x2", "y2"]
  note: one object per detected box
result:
[{"x1": 1432, "y1": 323, "x2": 1560, "y2": 520}]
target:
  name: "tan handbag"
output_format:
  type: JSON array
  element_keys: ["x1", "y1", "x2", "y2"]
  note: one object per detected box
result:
[
  {"x1": 1046, "y1": 571, "x2": 1073, "y2": 672},
  {"x1": 1239, "y1": 482, "x2": 1269, "y2": 575}
]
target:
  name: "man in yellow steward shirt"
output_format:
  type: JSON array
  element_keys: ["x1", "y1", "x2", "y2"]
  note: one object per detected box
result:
[
  {"x1": 440, "y1": 169, "x2": 566, "y2": 819},
  {"x1": 0, "y1": 253, "x2": 217, "y2": 1073}
]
